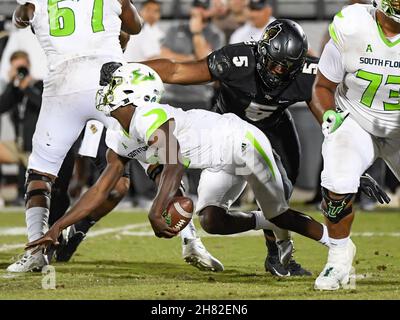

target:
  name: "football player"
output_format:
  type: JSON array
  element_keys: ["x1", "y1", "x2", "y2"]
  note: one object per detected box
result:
[
  {"x1": 9, "y1": 1, "x2": 222, "y2": 273},
  {"x1": 7, "y1": 0, "x2": 143, "y2": 272},
  {"x1": 311, "y1": 0, "x2": 398, "y2": 290},
  {"x1": 26, "y1": 63, "x2": 333, "y2": 266}
]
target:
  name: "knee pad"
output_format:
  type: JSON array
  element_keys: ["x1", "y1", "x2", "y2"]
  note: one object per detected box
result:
[
  {"x1": 321, "y1": 187, "x2": 355, "y2": 224},
  {"x1": 25, "y1": 169, "x2": 53, "y2": 203},
  {"x1": 199, "y1": 206, "x2": 226, "y2": 234}
]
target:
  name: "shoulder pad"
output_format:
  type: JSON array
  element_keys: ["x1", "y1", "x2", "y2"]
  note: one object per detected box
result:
[{"x1": 329, "y1": 4, "x2": 372, "y2": 51}]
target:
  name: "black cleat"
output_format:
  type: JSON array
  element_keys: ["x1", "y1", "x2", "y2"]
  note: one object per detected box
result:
[
  {"x1": 45, "y1": 234, "x2": 65, "y2": 264},
  {"x1": 287, "y1": 259, "x2": 312, "y2": 276},
  {"x1": 55, "y1": 227, "x2": 86, "y2": 262},
  {"x1": 265, "y1": 255, "x2": 290, "y2": 277}
]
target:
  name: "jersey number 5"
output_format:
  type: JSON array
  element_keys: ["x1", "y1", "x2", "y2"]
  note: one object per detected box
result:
[
  {"x1": 356, "y1": 70, "x2": 400, "y2": 111},
  {"x1": 48, "y1": 0, "x2": 105, "y2": 37}
]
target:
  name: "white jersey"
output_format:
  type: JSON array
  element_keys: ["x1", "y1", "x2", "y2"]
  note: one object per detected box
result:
[
  {"x1": 28, "y1": 0, "x2": 124, "y2": 96},
  {"x1": 105, "y1": 102, "x2": 245, "y2": 170},
  {"x1": 328, "y1": 4, "x2": 400, "y2": 138}
]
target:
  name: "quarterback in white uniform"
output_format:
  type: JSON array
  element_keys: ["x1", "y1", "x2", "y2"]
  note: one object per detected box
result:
[
  {"x1": 8, "y1": 0, "x2": 143, "y2": 272},
  {"x1": 311, "y1": 1, "x2": 400, "y2": 290},
  {"x1": 27, "y1": 64, "x2": 332, "y2": 266}
]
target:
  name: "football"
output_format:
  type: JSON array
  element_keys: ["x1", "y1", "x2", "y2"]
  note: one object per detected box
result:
[{"x1": 162, "y1": 196, "x2": 194, "y2": 231}]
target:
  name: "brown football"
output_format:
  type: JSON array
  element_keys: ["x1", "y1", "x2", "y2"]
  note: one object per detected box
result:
[{"x1": 162, "y1": 196, "x2": 194, "y2": 231}]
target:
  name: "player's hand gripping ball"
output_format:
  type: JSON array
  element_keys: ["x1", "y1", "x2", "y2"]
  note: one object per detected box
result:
[{"x1": 162, "y1": 196, "x2": 194, "y2": 231}]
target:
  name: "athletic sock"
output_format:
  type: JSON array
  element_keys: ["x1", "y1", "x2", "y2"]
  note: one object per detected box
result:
[
  {"x1": 263, "y1": 230, "x2": 279, "y2": 256},
  {"x1": 74, "y1": 216, "x2": 96, "y2": 235},
  {"x1": 318, "y1": 224, "x2": 331, "y2": 247},
  {"x1": 26, "y1": 207, "x2": 50, "y2": 242},
  {"x1": 181, "y1": 219, "x2": 197, "y2": 244},
  {"x1": 329, "y1": 236, "x2": 350, "y2": 248},
  {"x1": 252, "y1": 210, "x2": 290, "y2": 241}
]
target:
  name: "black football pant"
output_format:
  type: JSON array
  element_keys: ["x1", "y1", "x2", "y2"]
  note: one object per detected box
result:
[{"x1": 262, "y1": 110, "x2": 301, "y2": 187}]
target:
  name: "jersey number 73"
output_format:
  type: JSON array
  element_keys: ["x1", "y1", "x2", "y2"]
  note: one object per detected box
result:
[{"x1": 356, "y1": 70, "x2": 400, "y2": 111}]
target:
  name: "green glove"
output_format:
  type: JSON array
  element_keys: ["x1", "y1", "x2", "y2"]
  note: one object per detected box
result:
[{"x1": 322, "y1": 109, "x2": 349, "y2": 136}]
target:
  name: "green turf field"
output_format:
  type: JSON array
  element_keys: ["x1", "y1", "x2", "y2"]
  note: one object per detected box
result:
[{"x1": 0, "y1": 209, "x2": 400, "y2": 300}]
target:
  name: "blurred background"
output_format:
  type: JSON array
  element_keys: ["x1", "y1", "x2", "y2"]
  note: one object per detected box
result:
[{"x1": 0, "y1": 0, "x2": 398, "y2": 210}]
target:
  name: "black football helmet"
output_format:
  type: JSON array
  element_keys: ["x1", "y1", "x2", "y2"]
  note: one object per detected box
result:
[{"x1": 256, "y1": 19, "x2": 308, "y2": 91}]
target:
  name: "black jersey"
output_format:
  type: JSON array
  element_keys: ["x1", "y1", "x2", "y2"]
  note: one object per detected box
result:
[{"x1": 207, "y1": 42, "x2": 319, "y2": 129}]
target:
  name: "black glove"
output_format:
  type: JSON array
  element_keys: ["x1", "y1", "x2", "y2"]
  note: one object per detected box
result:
[
  {"x1": 99, "y1": 62, "x2": 123, "y2": 86},
  {"x1": 359, "y1": 173, "x2": 391, "y2": 204}
]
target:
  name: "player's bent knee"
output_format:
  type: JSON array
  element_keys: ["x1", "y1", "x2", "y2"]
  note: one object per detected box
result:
[
  {"x1": 199, "y1": 206, "x2": 226, "y2": 234},
  {"x1": 25, "y1": 169, "x2": 54, "y2": 208},
  {"x1": 321, "y1": 187, "x2": 355, "y2": 224}
]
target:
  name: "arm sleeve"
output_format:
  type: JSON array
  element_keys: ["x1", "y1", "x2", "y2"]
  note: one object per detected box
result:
[{"x1": 318, "y1": 39, "x2": 345, "y2": 84}]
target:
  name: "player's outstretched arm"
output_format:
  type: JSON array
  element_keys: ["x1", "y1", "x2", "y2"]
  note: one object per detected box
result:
[
  {"x1": 148, "y1": 121, "x2": 185, "y2": 238},
  {"x1": 25, "y1": 149, "x2": 128, "y2": 251},
  {"x1": 13, "y1": 3, "x2": 35, "y2": 29},
  {"x1": 142, "y1": 58, "x2": 212, "y2": 85},
  {"x1": 119, "y1": 0, "x2": 143, "y2": 35}
]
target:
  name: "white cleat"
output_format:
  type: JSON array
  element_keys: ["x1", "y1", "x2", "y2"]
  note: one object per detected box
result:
[
  {"x1": 314, "y1": 239, "x2": 356, "y2": 291},
  {"x1": 182, "y1": 238, "x2": 224, "y2": 272},
  {"x1": 6, "y1": 250, "x2": 48, "y2": 273}
]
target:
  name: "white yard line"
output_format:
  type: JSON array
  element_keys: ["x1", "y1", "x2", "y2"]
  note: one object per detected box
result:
[
  {"x1": 0, "y1": 227, "x2": 26, "y2": 236},
  {"x1": 0, "y1": 223, "x2": 149, "y2": 252},
  {"x1": 86, "y1": 223, "x2": 149, "y2": 238}
]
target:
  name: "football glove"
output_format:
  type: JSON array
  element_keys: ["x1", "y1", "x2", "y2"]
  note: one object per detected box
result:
[
  {"x1": 322, "y1": 109, "x2": 349, "y2": 137},
  {"x1": 359, "y1": 173, "x2": 391, "y2": 204}
]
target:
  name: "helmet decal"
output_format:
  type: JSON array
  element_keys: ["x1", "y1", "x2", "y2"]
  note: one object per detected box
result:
[
  {"x1": 131, "y1": 69, "x2": 156, "y2": 85},
  {"x1": 262, "y1": 23, "x2": 283, "y2": 45}
]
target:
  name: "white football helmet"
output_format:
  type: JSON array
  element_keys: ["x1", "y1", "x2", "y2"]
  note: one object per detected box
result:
[
  {"x1": 373, "y1": 0, "x2": 400, "y2": 23},
  {"x1": 96, "y1": 63, "x2": 164, "y2": 116}
]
